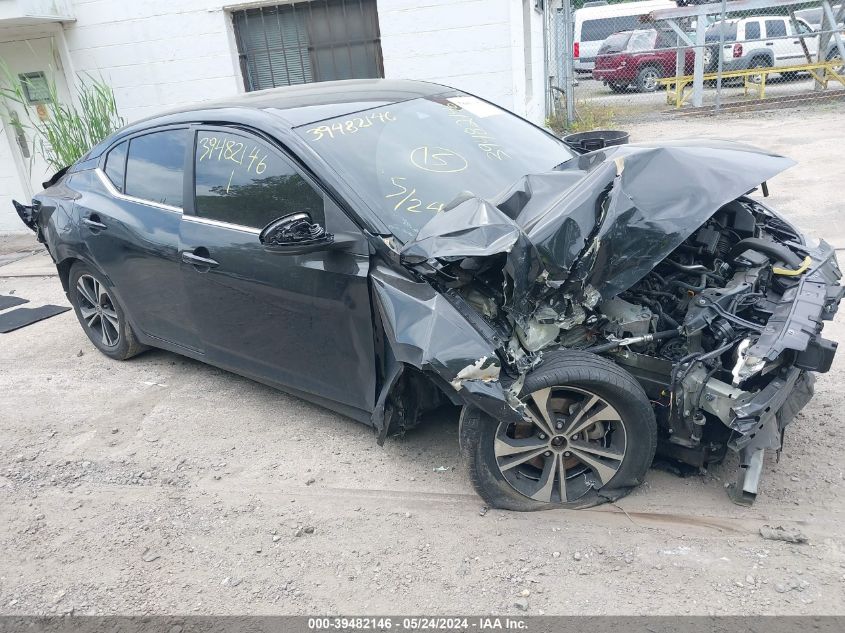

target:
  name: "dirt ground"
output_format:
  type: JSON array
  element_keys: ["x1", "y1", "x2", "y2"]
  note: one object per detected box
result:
[{"x1": 1, "y1": 104, "x2": 845, "y2": 617}]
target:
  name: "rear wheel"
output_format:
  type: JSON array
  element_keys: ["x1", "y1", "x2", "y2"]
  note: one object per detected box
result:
[
  {"x1": 635, "y1": 66, "x2": 662, "y2": 92},
  {"x1": 69, "y1": 262, "x2": 146, "y2": 361},
  {"x1": 747, "y1": 57, "x2": 768, "y2": 84},
  {"x1": 460, "y1": 351, "x2": 657, "y2": 511}
]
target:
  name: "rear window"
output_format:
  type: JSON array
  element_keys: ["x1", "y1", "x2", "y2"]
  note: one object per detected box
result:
[
  {"x1": 104, "y1": 141, "x2": 127, "y2": 192},
  {"x1": 581, "y1": 15, "x2": 643, "y2": 43},
  {"x1": 125, "y1": 130, "x2": 187, "y2": 208},
  {"x1": 705, "y1": 21, "x2": 738, "y2": 42}
]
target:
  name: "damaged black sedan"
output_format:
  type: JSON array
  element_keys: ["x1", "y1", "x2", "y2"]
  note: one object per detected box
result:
[{"x1": 16, "y1": 79, "x2": 842, "y2": 510}]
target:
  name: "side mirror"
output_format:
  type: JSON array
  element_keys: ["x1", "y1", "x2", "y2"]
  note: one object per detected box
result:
[{"x1": 259, "y1": 213, "x2": 335, "y2": 254}]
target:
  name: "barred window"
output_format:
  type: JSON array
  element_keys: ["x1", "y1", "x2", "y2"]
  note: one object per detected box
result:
[{"x1": 231, "y1": 1, "x2": 384, "y2": 91}]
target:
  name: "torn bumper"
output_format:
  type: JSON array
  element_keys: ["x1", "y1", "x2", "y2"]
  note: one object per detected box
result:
[{"x1": 369, "y1": 264, "x2": 525, "y2": 437}]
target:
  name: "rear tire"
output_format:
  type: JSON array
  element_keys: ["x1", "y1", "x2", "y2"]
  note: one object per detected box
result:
[
  {"x1": 69, "y1": 261, "x2": 146, "y2": 361},
  {"x1": 460, "y1": 351, "x2": 657, "y2": 511},
  {"x1": 748, "y1": 57, "x2": 768, "y2": 84}
]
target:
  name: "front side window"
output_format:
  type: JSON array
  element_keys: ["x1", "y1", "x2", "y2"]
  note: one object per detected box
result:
[
  {"x1": 295, "y1": 92, "x2": 576, "y2": 243},
  {"x1": 104, "y1": 141, "x2": 128, "y2": 192},
  {"x1": 125, "y1": 130, "x2": 187, "y2": 208},
  {"x1": 796, "y1": 20, "x2": 814, "y2": 35},
  {"x1": 194, "y1": 130, "x2": 323, "y2": 229}
]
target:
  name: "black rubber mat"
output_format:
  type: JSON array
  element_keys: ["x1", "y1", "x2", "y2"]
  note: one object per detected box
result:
[
  {"x1": 0, "y1": 305, "x2": 70, "y2": 333},
  {"x1": 0, "y1": 295, "x2": 28, "y2": 310}
]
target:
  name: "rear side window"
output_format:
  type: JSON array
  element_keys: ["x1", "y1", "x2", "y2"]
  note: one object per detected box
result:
[
  {"x1": 104, "y1": 141, "x2": 127, "y2": 192},
  {"x1": 581, "y1": 15, "x2": 642, "y2": 43},
  {"x1": 745, "y1": 21, "x2": 761, "y2": 40},
  {"x1": 765, "y1": 20, "x2": 786, "y2": 37},
  {"x1": 125, "y1": 129, "x2": 187, "y2": 208},
  {"x1": 193, "y1": 130, "x2": 324, "y2": 230}
]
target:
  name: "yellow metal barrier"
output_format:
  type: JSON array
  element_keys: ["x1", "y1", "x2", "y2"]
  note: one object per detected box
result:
[{"x1": 659, "y1": 61, "x2": 845, "y2": 108}]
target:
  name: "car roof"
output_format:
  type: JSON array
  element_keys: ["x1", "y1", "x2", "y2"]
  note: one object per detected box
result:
[
  {"x1": 82, "y1": 78, "x2": 450, "y2": 161},
  {"x1": 140, "y1": 78, "x2": 446, "y2": 128}
]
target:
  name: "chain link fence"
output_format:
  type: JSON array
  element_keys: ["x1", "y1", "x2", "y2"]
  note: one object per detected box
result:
[{"x1": 546, "y1": 0, "x2": 845, "y2": 130}]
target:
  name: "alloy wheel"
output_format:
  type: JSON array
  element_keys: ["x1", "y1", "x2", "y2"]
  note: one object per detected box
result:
[
  {"x1": 493, "y1": 386, "x2": 627, "y2": 503},
  {"x1": 76, "y1": 274, "x2": 121, "y2": 348},
  {"x1": 640, "y1": 68, "x2": 659, "y2": 91}
]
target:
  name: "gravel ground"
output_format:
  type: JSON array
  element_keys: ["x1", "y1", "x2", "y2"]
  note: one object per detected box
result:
[{"x1": 1, "y1": 105, "x2": 845, "y2": 616}]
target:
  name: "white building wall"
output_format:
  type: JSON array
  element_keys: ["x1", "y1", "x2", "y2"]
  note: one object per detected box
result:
[
  {"x1": 61, "y1": 0, "x2": 242, "y2": 122},
  {"x1": 379, "y1": 0, "x2": 515, "y2": 109}
]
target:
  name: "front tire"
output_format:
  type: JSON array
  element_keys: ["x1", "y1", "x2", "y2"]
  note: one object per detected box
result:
[
  {"x1": 635, "y1": 66, "x2": 662, "y2": 92},
  {"x1": 69, "y1": 261, "x2": 146, "y2": 361},
  {"x1": 460, "y1": 351, "x2": 657, "y2": 511}
]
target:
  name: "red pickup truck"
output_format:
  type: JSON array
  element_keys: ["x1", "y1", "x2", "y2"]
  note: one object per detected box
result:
[{"x1": 593, "y1": 29, "x2": 695, "y2": 93}]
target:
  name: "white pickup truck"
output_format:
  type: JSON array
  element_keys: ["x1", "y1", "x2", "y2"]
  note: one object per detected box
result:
[{"x1": 703, "y1": 15, "x2": 843, "y2": 77}]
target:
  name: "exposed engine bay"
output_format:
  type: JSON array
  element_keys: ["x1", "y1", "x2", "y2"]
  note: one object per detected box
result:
[{"x1": 398, "y1": 142, "x2": 843, "y2": 505}]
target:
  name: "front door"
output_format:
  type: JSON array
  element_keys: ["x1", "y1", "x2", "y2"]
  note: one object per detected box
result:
[
  {"x1": 179, "y1": 127, "x2": 377, "y2": 415},
  {"x1": 0, "y1": 35, "x2": 73, "y2": 230}
]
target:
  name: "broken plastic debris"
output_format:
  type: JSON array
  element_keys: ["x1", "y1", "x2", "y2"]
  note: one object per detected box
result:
[{"x1": 449, "y1": 356, "x2": 501, "y2": 390}]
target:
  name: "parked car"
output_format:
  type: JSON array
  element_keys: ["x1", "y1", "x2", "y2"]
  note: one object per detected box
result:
[
  {"x1": 703, "y1": 15, "x2": 842, "y2": 78},
  {"x1": 14, "y1": 79, "x2": 843, "y2": 510},
  {"x1": 572, "y1": 0, "x2": 675, "y2": 74},
  {"x1": 593, "y1": 29, "x2": 695, "y2": 92}
]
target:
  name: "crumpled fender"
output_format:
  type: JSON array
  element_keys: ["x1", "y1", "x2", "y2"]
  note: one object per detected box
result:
[
  {"x1": 369, "y1": 264, "x2": 525, "y2": 435},
  {"x1": 400, "y1": 140, "x2": 795, "y2": 309}
]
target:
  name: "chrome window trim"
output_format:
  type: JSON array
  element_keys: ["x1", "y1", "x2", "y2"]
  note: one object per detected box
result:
[
  {"x1": 95, "y1": 168, "x2": 183, "y2": 214},
  {"x1": 181, "y1": 215, "x2": 262, "y2": 235}
]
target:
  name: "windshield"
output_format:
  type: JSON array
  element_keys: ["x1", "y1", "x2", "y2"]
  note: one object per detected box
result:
[{"x1": 295, "y1": 92, "x2": 576, "y2": 243}]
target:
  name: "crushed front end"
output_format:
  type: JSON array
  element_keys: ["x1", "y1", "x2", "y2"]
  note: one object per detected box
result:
[
  {"x1": 603, "y1": 199, "x2": 842, "y2": 504},
  {"x1": 398, "y1": 141, "x2": 843, "y2": 505}
]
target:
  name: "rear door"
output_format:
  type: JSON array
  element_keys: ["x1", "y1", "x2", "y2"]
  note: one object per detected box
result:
[
  {"x1": 178, "y1": 126, "x2": 376, "y2": 415},
  {"x1": 765, "y1": 18, "x2": 799, "y2": 66},
  {"x1": 77, "y1": 127, "x2": 203, "y2": 351}
]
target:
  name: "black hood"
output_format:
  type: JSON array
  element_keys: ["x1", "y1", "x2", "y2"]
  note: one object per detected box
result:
[{"x1": 401, "y1": 140, "x2": 794, "y2": 308}]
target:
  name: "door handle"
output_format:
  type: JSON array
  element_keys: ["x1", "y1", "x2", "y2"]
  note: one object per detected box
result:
[
  {"x1": 82, "y1": 216, "x2": 107, "y2": 231},
  {"x1": 182, "y1": 250, "x2": 219, "y2": 269},
  {"x1": 766, "y1": 42, "x2": 774, "y2": 46}
]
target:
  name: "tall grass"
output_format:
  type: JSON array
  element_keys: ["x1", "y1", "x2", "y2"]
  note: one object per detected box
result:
[{"x1": 0, "y1": 61, "x2": 124, "y2": 172}]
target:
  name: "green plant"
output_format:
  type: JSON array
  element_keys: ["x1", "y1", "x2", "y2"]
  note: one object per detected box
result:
[
  {"x1": 546, "y1": 100, "x2": 617, "y2": 136},
  {"x1": 0, "y1": 61, "x2": 124, "y2": 172}
]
